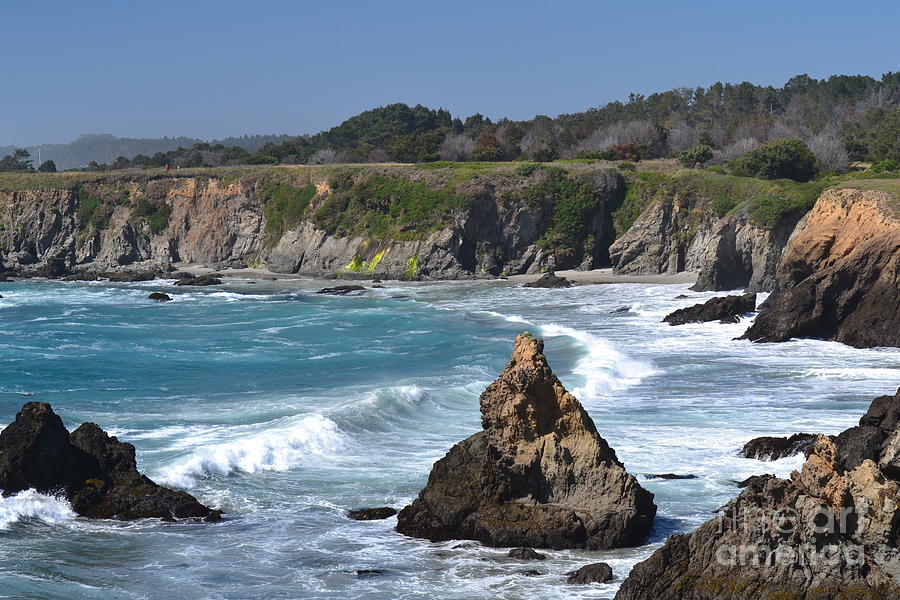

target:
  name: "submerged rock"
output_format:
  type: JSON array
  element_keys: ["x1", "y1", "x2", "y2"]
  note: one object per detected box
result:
[
  {"x1": 614, "y1": 387, "x2": 900, "y2": 600},
  {"x1": 316, "y1": 285, "x2": 366, "y2": 295},
  {"x1": 567, "y1": 562, "x2": 613, "y2": 584},
  {"x1": 740, "y1": 432, "x2": 818, "y2": 461},
  {"x1": 174, "y1": 274, "x2": 222, "y2": 286},
  {"x1": 663, "y1": 292, "x2": 756, "y2": 325},
  {"x1": 523, "y1": 271, "x2": 572, "y2": 288},
  {"x1": 347, "y1": 507, "x2": 397, "y2": 520},
  {"x1": 396, "y1": 334, "x2": 656, "y2": 549},
  {"x1": 645, "y1": 473, "x2": 698, "y2": 480},
  {"x1": 508, "y1": 547, "x2": 546, "y2": 560},
  {"x1": 0, "y1": 402, "x2": 221, "y2": 521},
  {"x1": 148, "y1": 292, "x2": 172, "y2": 302}
]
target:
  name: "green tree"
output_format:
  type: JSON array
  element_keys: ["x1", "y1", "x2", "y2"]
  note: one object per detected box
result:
[
  {"x1": 0, "y1": 148, "x2": 34, "y2": 172},
  {"x1": 678, "y1": 144, "x2": 714, "y2": 167},
  {"x1": 730, "y1": 139, "x2": 819, "y2": 181},
  {"x1": 38, "y1": 159, "x2": 57, "y2": 172}
]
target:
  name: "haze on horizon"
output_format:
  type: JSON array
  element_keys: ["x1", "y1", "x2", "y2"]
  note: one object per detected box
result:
[{"x1": 3, "y1": 0, "x2": 899, "y2": 146}]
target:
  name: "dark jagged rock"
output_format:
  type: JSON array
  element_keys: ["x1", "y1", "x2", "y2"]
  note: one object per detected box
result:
[
  {"x1": 663, "y1": 293, "x2": 756, "y2": 325},
  {"x1": 347, "y1": 507, "x2": 397, "y2": 520},
  {"x1": 316, "y1": 285, "x2": 366, "y2": 295},
  {"x1": 106, "y1": 271, "x2": 158, "y2": 282},
  {"x1": 519, "y1": 569, "x2": 542, "y2": 576},
  {"x1": 609, "y1": 306, "x2": 631, "y2": 314},
  {"x1": 742, "y1": 189, "x2": 900, "y2": 348},
  {"x1": 567, "y1": 562, "x2": 613, "y2": 584},
  {"x1": 396, "y1": 334, "x2": 656, "y2": 550},
  {"x1": 148, "y1": 292, "x2": 172, "y2": 302},
  {"x1": 614, "y1": 387, "x2": 900, "y2": 600},
  {"x1": 0, "y1": 402, "x2": 221, "y2": 521},
  {"x1": 740, "y1": 432, "x2": 818, "y2": 461},
  {"x1": 174, "y1": 274, "x2": 222, "y2": 286},
  {"x1": 508, "y1": 547, "x2": 546, "y2": 560},
  {"x1": 645, "y1": 473, "x2": 698, "y2": 480},
  {"x1": 32, "y1": 257, "x2": 70, "y2": 278},
  {"x1": 523, "y1": 271, "x2": 572, "y2": 288},
  {"x1": 356, "y1": 569, "x2": 387, "y2": 578}
]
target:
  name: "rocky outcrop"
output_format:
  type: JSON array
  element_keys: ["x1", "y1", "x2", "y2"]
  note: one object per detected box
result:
[
  {"x1": 743, "y1": 189, "x2": 900, "y2": 348},
  {"x1": 663, "y1": 293, "x2": 756, "y2": 325},
  {"x1": 174, "y1": 274, "x2": 222, "y2": 286},
  {"x1": 0, "y1": 402, "x2": 220, "y2": 521},
  {"x1": 396, "y1": 334, "x2": 656, "y2": 549},
  {"x1": 147, "y1": 292, "x2": 172, "y2": 302},
  {"x1": 347, "y1": 507, "x2": 396, "y2": 520},
  {"x1": 0, "y1": 167, "x2": 625, "y2": 281},
  {"x1": 609, "y1": 191, "x2": 799, "y2": 293},
  {"x1": 316, "y1": 285, "x2": 366, "y2": 295},
  {"x1": 567, "y1": 562, "x2": 614, "y2": 584},
  {"x1": 615, "y1": 387, "x2": 900, "y2": 600},
  {"x1": 741, "y1": 433, "x2": 819, "y2": 461},
  {"x1": 523, "y1": 271, "x2": 572, "y2": 288}
]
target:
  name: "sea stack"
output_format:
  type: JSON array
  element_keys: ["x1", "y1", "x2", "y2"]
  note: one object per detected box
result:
[
  {"x1": 0, "y1": 402, "x2": 221, "y2": 521},
  {"x1": 614, "y1": 387, "x2": 900, "y2": 600},
  {"x1": 396, "y1": 333, "x2": 656, "y2": 549}
]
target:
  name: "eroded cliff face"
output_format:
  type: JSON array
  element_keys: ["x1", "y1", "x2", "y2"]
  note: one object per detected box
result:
[
  {"x1": 0, "y1": 168, "x2": 624, "y2": 280},
  {"x1": 743, "y1": 189, "x2": 900, "y2": 348},
  {"x1": 609, "y1": 192, "x2": 801, "y2": 292}
]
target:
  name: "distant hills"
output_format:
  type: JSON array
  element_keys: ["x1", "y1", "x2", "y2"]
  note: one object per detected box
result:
[{"x1": 0, "y1": 133, "x2": 294, "y2": 171}]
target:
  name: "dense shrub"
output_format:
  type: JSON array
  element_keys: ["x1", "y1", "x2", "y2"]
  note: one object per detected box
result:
[
  {"x1": 730, "y1": 139, "x2": 819, "y2": 182},
  {"x1": 470, "y1": 146, "x2": 504, "y2": 161},
  {"x1": 711, "y1": 195, "x2": 737, "y2": 217},
  {"x1": 617, "y1": 161, "x2": 636, "y2": 171},
  {"x1": 132, "y1": 197, "x2": 172, "y2": 234},
  {"x1": 678, "y1": 144, "x2": 713, "y2": 167},
  {"x1": 871, "y1": 159, "x2": 900, "y2": 173}
]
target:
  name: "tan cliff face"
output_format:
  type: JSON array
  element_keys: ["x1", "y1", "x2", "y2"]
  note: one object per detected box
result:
[{"x1": 744, "y1": 188, "x2": 900, "y2": 348}]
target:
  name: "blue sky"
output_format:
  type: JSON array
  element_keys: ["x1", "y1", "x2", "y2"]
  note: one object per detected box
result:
[{"x1": 2, "y1": 0, "x2": 899, "y2": 145}]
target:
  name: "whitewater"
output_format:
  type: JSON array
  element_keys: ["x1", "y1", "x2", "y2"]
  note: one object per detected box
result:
[{"x1": 1, "y1": 277, "x2": 899, "y2": 599}]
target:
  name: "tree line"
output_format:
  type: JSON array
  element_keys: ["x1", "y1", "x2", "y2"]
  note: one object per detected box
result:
[{"x1": 2, "y1": 73, "x2": 899, "y2": 176}]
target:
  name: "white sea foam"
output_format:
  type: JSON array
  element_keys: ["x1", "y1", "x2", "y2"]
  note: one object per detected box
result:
[
  {"x1": 540, "y1": 323, "x2": 657, "y2": 399},
  {"x1": 156, "y1": 414, "x2": 345, "y2": 488},
  {"x1": 0, "y1": 489, "x2": 77, "y2": 530}
]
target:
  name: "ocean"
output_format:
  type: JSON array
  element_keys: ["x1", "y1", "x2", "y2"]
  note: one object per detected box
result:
[{"x1": 1, "y1": 278, "x2": 899, "y2": 599}]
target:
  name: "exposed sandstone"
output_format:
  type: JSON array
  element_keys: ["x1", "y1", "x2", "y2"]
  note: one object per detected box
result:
[
  {"x1": 396, "y1": 334, "x2": 656, "y2": 549},
  {"x1": 743, "y1": 189, "x2": 900, "y2": 348},
  {"x1": 614, "y1": 387, "x2": 900, "y2": 600}
]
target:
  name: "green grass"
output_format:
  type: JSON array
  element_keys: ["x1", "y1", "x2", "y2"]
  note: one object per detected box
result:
[
  {"x1": 312, "y1": 173, "x2": 470, "y2": 240},
  {"x1": 261, "y1": 181, "x2": 317, "y2": 242},
  {"x1": 614, "y1": 169, "x2": 830, "y2": 232}
]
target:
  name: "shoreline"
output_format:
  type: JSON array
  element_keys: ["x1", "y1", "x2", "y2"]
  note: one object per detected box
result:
[{"x1": 174, "y1": 265, "x2": 699, "y2": 287}]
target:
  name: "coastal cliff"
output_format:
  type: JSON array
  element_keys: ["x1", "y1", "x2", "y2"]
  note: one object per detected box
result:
[
  {"x1": 743, "y1": 188, "x2": 900, "y2": 348},
  {"x1": 0, "y1": 165, "x2": 625, "y2": 280},
  {"x1": 609, "y1": 170, "x2": 816, "y2": 292}
]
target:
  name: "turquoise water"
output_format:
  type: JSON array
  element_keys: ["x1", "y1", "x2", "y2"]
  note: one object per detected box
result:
[{"x1": 1, "y1": 278, "x2": 899, "y2": 599}]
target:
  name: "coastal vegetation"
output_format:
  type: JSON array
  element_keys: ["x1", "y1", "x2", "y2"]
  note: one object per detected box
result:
[{"x1": 4, "y1": 73, "x2": 899, "y2": 175}]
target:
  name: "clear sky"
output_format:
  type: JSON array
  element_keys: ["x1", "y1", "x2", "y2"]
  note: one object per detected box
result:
[{"x1": 3, "y1": 0, "x2": 899, "y2": 145}]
